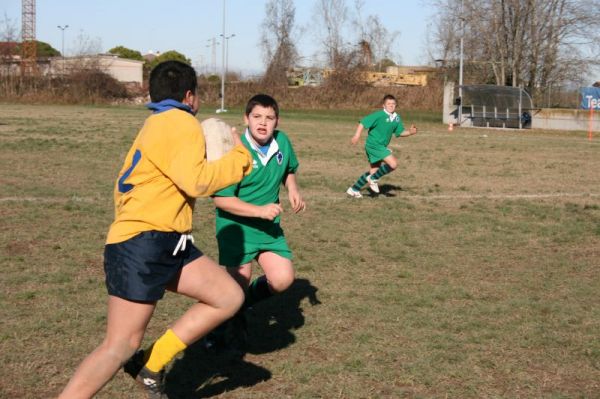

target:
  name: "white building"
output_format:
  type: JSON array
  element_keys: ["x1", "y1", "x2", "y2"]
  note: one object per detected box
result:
[{"x1": 50, "y1": 54, "x2": 144, "y2": 86}]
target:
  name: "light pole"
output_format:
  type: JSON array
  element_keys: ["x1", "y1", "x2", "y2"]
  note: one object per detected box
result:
[
  {"x1": 205, "y1": 41, "x2": 211, "y2": 74},
  {"x1": 458, "y1": 0, "x2": 464, "y2": 124},
  {"x1": 57, "y1": 25, "x2": 69, "y2": 74},
  {"x1": 216, "y1": 0, "x2": 228, "y2": 113},
  {"x1": 222, "y1": 33, "x2": 235, "y2": 83}
]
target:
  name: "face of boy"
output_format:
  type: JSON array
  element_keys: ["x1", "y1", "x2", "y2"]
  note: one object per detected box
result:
[
  {"x1": 244, "y1": 105, "x2": 278, "y2": 145},
  {"x1": 383, "y1": 99, "x2": 397, "y2": 114}
]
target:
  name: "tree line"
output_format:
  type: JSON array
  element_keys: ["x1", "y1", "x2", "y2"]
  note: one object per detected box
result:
[{"x1": 426, "y1": 0, "x2": 600, "y2": 102}]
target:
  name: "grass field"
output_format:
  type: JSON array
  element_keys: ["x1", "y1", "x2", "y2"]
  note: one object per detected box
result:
[{"x1": 1, "y1": 103, "x2": 599, "y2": 398}]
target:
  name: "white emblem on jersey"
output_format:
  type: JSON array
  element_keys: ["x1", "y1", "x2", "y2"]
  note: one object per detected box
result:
[{"x1": 252, "y1": 160, "x2": 258, "y2": 169}]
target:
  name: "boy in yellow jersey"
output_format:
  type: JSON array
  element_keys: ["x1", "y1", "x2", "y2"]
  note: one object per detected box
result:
[
  {"x1": 347, "y1": 94, "x2": 417, "y2": 198},
  {"x1": 58, "y1": 61, "x2": 252, "y2": 399}
]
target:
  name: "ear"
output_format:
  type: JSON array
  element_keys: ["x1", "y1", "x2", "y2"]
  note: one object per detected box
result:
[{"x1": 183, "y1": 90, "x2": 195, "y2": 106}]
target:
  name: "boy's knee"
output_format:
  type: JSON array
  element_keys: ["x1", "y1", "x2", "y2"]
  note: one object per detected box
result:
[
  {"x1": 222, "y1": 281, "x2": 245, "y2": 316},
  {"x1": 269, "y1": 269, "x2": 295, "y2": 294},
  {"x1": 387, "y1": 159, "x2": 398, "y2": 170},
  {"x1": 101, "y1": 336, "x2": 141, "y2": 364}
]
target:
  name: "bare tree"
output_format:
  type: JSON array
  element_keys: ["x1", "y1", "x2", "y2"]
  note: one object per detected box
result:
[
  {"x1": 313, "y1": 0, "x2": 349, "y2": 68},
  {"x1": 352, "y1": 0, "x2": 400, "y2": 70},
  {"x1": 72, "y1": 30, "x2": 102, "y2": 57},
  {"x1": 0, "y1": 13, "x2": 19, "y2": 77},
  {"x1": 427, "y1": 0, "x2": 600, "y2": 102},
  {"x1": 0, "y1": 13, "x2": 18, "y2": 42},
  {"x1": 365, "y1": 15, "x2": 399, "y2": 71},
  {"x1": 260, "y1": 0, "x2": 299, "y2": 86}
]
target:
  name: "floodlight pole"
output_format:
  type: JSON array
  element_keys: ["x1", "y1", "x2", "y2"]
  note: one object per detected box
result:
[
  {"x1": 57, "y1": 24, "x2": 69, "y2": 74},
  {"x1": 216, "y1": 0, "x2": 227, "y2": 114},
  {"x1": 205, "y1": 41, "x2": 211, "y2": 74},
  {"x1": 458, "y1": 0, "x2": 464, "y2": 125},
  {"x1": 222, "y1": 34, "x2": 235, "y2": 80}
]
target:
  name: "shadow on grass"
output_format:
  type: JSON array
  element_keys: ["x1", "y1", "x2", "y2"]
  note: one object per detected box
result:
[
  {"x1": 367, "y1": 183, "x2": 403, "y2": 198},
  {"x1": 165, "y1": 278, "x2": 321, "y2": 398}
]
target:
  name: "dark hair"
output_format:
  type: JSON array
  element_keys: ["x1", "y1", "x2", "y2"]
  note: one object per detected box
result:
[
  {"x1": 149, "y1": 61, "x2": 197, "y2": 103},
  {"x1": 382, "y1": 94, "x2": 397, "y2": 103},
  {"x1": 245, "y1": 94, "x2": 279, "y2": 118}
]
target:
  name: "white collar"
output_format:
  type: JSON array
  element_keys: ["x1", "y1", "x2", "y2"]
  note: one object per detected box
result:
[
  {"x1": 244, "y1": 128, "x2": 279, "y2": 166},
  {"x1": 383, "y1": 109, "x2": 398, "y2": 122}
]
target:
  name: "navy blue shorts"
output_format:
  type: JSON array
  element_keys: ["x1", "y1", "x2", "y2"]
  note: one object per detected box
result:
[{"x1": 104, "y1": 231, "x2": 203, "y2": 302}]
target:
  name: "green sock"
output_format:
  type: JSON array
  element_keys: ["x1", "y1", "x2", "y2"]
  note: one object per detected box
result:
[
  {"x1": 371, "y1": 164, "x2": 392, "y2": 180},
  {"x1": 244, "y1": 275, "x2": 272, "y2": 308},
  {"x1": 352, "y1": 172, "x2": 369, "y2": 191}
]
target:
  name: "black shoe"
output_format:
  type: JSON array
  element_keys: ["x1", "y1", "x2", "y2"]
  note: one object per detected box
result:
[
  {"x1": 201, "y1": 323, "x2": 227, "y2": 353},
  {"x1": 202, "y1": 313, "x2": 248, "y2": 358},
  {"x1": 224, "y1": 311, "x2": 248, "y2": 357},
  {"x1": 124, "y1": 350, "x2": 166, "y2": 399}
]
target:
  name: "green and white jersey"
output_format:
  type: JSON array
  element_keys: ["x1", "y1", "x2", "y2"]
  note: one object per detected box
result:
[
  {"x1": 214, "y1": 129, "x2": 299, "y2": 234},
  {"x1": 361, "y1": 109, "x2": 405, "y2": 148}
]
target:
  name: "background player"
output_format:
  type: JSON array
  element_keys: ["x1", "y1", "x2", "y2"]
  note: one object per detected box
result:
[{"x1": 347, "y1": 94, "x2": 417, "y2": 198}]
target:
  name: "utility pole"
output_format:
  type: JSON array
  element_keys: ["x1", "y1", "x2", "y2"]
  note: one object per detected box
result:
[
  {"x1": 57, "y1": 25, "x2": 69, "y2": 74},
  {"x1": 222, "y1": 34, "x2": 235, "y2": 82},
  {"x1": 205, "y1": 42, "x2": 211, "y2": 74},
  {"x1": 216, "y1": 0, "x2": 227, "y2": 113},
  {"x1": 458, "y1": 0, "x2": 464, "y2": 125},
  {"x1": 208, "y1": 37, "x2": 219, "y2": 74}
]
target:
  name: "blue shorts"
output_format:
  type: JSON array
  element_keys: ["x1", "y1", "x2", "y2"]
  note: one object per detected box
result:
[{"x1": 104, "y1": 231, "x2": 203, "y2": 302}]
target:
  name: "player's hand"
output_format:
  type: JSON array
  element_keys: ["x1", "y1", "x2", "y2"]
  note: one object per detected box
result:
[
  {"x1": 351, "y1": 134, "x2": 360, "y2": 145},
  {"x1": 288, "y1": 191, "x2": 306, "y2": 213},
  {"x1": 258, "y1": 203, "x2": 283, "y2": 220},
  {"x1": 231, "y1": 126, "x2": 243, "y2": 146},
  {"x1": 409, "y1": 124, "x2": 417, "y2": 135}
]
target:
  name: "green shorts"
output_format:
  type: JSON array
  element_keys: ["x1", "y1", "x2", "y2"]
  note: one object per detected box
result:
[
  {"x1": 365, "y1": 143, "x2": 392, "y2": 164},
  {"x1": 216, "y1": 222, "x2": 292, "y2": 267}
]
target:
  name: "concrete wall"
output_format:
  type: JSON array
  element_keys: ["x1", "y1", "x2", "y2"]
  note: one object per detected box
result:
[
  {"x1": 531, "y1": 108, "x2": 600, "y2": 132},
  {"x1": 443, "y1": 81, "x2": 459, "y2": 125}
]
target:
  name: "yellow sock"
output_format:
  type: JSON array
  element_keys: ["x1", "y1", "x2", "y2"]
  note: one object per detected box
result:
[{"x1": 144, "y1": 329, "x2": 187, "y2": 373}]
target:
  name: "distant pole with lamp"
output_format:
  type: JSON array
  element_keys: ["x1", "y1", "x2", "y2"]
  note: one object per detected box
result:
[
  {"x1": 57, "y1": 24, "x2": 69, "y2": 75},
  {"x1": 216, "y1": 0, "x2": 228, "y2": 113},
  {"x1": 222, "y1": 33, "x2": 235, "y2": 83}
]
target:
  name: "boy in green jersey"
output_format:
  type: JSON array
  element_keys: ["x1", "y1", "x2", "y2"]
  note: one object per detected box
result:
[
  {"x1": 212, "y1": 94, "x2": 305, "y2": 348},
  {"x1": 347, "y1": 94, "x2": 417, "y2": 198}
]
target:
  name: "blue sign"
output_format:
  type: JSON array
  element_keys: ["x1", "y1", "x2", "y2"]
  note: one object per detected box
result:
[{"x1": 580, "y1": 87, "x2": 600, "y2": 110}]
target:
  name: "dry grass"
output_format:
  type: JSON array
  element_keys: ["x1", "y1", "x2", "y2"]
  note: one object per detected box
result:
[
  {"x1": 1, "y1": 103, "x2": 599, "y2": 398},
  {"x1": 202, "y1": 80, "x2": 444, "y2": 111}
]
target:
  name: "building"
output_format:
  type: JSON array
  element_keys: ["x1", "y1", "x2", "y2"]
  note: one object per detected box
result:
[
  {"x1": 1, "y1": 52, "x2": 143, "y2": 86},
  {"x1": 51, "y1": 54, "x2": 144, "y2": 86}
]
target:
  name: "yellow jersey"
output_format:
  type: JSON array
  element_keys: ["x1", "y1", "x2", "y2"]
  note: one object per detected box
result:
[{"x1": 106, "y1": 108, "x2": 252, "y2": 244}]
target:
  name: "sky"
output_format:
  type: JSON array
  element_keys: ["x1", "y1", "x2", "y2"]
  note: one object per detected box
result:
[{"x1": 1, "y1": 0, "x2": 434, "y2": 77}]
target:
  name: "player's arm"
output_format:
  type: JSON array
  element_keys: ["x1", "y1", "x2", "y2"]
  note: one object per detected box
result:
[
  {"x1": 213, "y1": 196, "x2": 283, "y2": 221},
  {"x1": 283, "y1": 173, "x2": 306, "y2": 213},
  {"x1": 351, "y1": 123, "x2": 365, "y2": 144},
  {"x1": 399, "y1": 124, "x2": 418, "y2": 137},
  {"x1": 162, "y1": 123, "x2": 252, "y2": 198}
]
